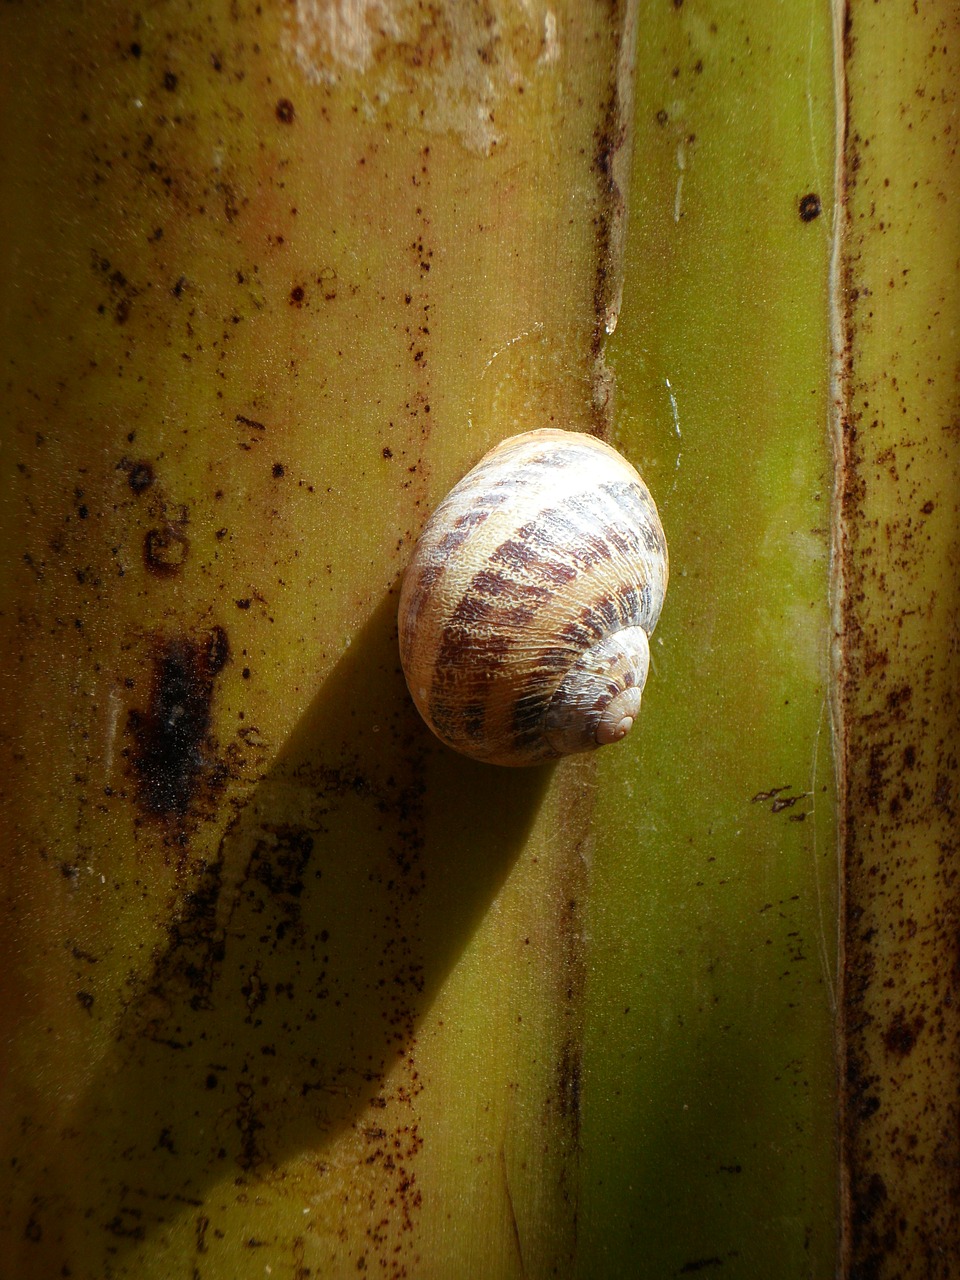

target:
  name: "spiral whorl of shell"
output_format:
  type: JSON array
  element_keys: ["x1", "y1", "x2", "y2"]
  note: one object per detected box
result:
[{"x1": 398, "y1": 428, "x2": 668, "y2": 766}]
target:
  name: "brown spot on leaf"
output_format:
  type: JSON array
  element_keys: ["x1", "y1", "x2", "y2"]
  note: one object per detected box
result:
[
  {"x1": 126, "y1": 628, "x2": 230, "y2": 819},
  {"x1": 144, "y1": 525, "x2": 189, "y2": 576},
  {"x1": 799, "y1": 192, "x2": 822, "y2": 222},
  {"x1": 128, "y1": 461, "x2": 155, "y2": 494},
  {"x1": 884, "y1": 1010, "x2": 924, "y2": 1057}
]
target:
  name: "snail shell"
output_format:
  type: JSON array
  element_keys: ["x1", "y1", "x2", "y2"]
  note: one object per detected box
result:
[{"x1": 398, "y1": 428, "x2": 668, "y2": 767}]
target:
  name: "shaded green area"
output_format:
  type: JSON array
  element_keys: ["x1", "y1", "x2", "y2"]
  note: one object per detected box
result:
[{"x1": 582, "y1": 4, "x2": 839, "y2": 1275}]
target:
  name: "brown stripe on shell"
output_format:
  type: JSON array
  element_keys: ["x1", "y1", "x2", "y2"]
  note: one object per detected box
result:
[
  {"x1": 437, "y1": 573, "x2": 553, "y2": 641},
  {"x1": 489, "y1": 538, "x2": 579, "y2": 587},
  {"x1": 399, "y1": 561, "x2": 442, "y2": 636},
  {"x1": 399, "y1": 506, "x2": 493, "y2": 636},
  {"x1": 436, "y1": 505, "x2": 491, "y2": 554},
  {"x1": 532, "y1": 507, "x2": 614, "y2": 567},
  {"x1": 427, "y1": 632, "x2": 508, "y2": 741},
  {"x1": 559, "y1": 618, "x2": 594, "y2": 650},
  {"x1": 589, "y1": 596, "x2": 622, "y2": 635},
  {"x1": 618, "y1": 585, "x2": 641, "y2": 621},
  {"x1": 426, "y1": 550, "x2": 573, "y2": 755},
  {"x1": 600, "y1": 480, "x2": 668, "y2": 559},
  {"x1": 428, "y1": 573, "x2": 555, "y2": 737},
  {"x1": 461, "y1": 701, "x2": 488, "y2": 740}
]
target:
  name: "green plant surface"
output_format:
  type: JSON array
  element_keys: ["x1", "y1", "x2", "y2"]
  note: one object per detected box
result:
[{"x1": 582, "y1": 3, "x2": 840, "y2": 1276}]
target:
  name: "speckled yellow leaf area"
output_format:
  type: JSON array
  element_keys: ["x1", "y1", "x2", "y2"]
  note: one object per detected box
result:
[
  {"x1": 284, "y1": 0, "x2": 563, "y2": 156},
  {"x1": 0, "y1": 2, "x2": 633, "y2": 1278},
  {"x1": 836, "y1": 3, "x2": 960, "y2": 1277}
]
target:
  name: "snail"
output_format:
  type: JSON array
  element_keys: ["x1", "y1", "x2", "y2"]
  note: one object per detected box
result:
[{"x1": 397, "y1": 428, "x2": 668, "y2": 767}]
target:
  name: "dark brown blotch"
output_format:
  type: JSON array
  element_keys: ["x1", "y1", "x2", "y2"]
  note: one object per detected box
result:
[
  {"x1": 461, "y1": 702, "x2": 487, "y2": 739},
  {"x1": 144, "y1": 525, "x2": 189, "y2": 576},
  {"x1": 128, "y1": 461, "x2": 155, "y2": 494},
  {"x1": 206, "y1": 624, "x2": 230, "y2": 675},
  {"x1": 799, "y1": 192, "x2": 822, "y2": 222},
  {"x1": 126, "y1": 629, "x2": 230, "y2": 819},
  {"x1": 433, "y1": 623, "x2": 508, "y2": 676},
  {"x1": 883, "y1": 1010, "x2": 924, "y2": 1057}
]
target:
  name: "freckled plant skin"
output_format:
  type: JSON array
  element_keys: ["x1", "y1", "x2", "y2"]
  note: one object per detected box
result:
[
  {"x1": 0, "y1": 2, "x2": 633, "y2": 1278},
  {"x1": 2, "y1": 2, "x2": 955, "y2": 1279},
  {"x1": 835, "y1": 4, "x2": 960, "y2": 1277}
]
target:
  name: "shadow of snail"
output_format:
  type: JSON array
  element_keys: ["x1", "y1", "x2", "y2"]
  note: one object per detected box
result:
[
  {"x1": 47, "y1": 427, "x2": 669, "y2": 1271},
  {"x1": 57, "y1": 591, "x2": 552, "y2": 1269}
]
